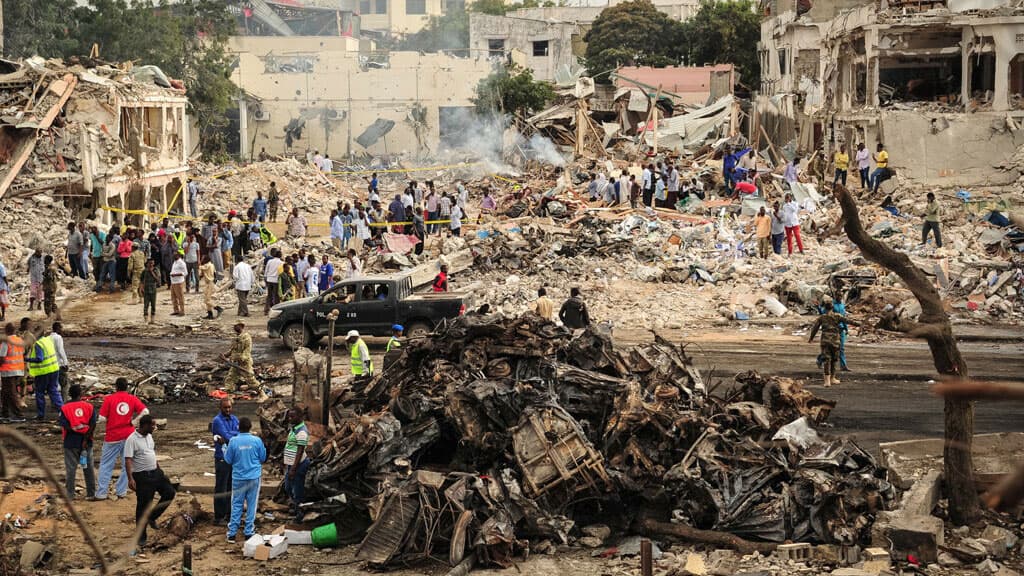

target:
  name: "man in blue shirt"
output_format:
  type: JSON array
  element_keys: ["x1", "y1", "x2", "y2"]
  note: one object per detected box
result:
[
  {"x1": 252, "y1": 192, "x2": 268, "y2": 222},
  {"x1": 224, "y1": 417, "x2": 266, "y2": 542},
  {"x1": 210, "y1": 398, "x2": 239, "y2": 526}
]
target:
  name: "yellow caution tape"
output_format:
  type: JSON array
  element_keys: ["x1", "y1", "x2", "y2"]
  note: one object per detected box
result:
[{"x1": 328, "y1": 162, "x2": 480, "y2": 176}]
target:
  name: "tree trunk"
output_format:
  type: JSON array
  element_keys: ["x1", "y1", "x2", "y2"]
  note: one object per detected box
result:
[{"x1": 833, "y1": 184, "x2": 979, "y2": 525}]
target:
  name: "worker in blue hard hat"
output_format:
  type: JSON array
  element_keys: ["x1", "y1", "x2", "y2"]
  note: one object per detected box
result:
[{"x1": 386, "y1": 325, "x2": 403, "y2": 353}]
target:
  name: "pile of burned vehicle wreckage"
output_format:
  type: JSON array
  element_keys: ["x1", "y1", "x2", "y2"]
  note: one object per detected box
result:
[{"x1": 259, "y1": 313, "x2": 894, "y2": 571}]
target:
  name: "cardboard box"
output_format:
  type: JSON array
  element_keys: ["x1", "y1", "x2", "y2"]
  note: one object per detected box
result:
[{"x1": 253, "y1": 535, "x2": 289, "y2": 561}]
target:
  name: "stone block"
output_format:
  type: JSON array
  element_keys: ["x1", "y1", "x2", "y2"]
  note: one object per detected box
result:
[
  {"x1": 861, "y1": 547, "x2": 892, "y2": 574},
  {"x1": 887, "y1": 515, "x2": 944, "y2": 564},
  {"x1": 776, "y1": 542, "x2": 812, "y2": 562},
  {"x1": 900, "y1": 469, "x2": 941, "y2": 517},
  {"x1": 981, "y1": 524, "x2": 1019, "y2": 557}
]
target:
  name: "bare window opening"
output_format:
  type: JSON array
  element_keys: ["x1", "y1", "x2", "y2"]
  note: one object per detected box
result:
[
  {"x1": 376, "y1": 0, "x2": 387, "y2": 12},
  {"x1": 778, "y1": 48, "x2": 789, "y2": 75},
  {"x1": 969, "y1": 52, "x2": 996, "y2": 106},
  {"x1": 360, "y1": 0, "x2": 369, "y2": 12},
  {"x1": 488, "y1": 38, "x2": 505, "y2": 58},
  {"x1": 879, "y1": 55, "x2": 961, "y2": 105},
  {"x1": 854, "y1": 63, "x2": 867, "y2": 104},
  {"x1": 405, "y1": 0, "x2": 425, "y2": 14},
  {"x1": 443, "y1": 0, "x2": 464, "y2": 12},
  {"x1": 532, "y1": 40, "x2": 549, "y2": 57},
  {"x1": 1011, "y1": 55, "x2": 1024, "y2": 109}
]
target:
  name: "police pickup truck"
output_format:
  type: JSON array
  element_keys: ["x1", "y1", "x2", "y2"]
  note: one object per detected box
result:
[{"x1": 267, "y1": 272, "x2": 468, "y2": 350}]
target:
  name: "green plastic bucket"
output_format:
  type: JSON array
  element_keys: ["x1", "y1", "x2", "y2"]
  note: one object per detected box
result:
[{"x1": 311, "y1": 522, "x2": 339, "y2": 548}]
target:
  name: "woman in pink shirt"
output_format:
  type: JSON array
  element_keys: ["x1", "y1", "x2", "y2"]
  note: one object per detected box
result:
[{"x1": 117, "y1": 231, "x2": 134, "y2": 289}]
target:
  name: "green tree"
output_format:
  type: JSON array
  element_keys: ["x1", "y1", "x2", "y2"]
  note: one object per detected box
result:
[
  {"x1": 396, "y1": 10, "x2": 469, "y2": 52},
  {"x1": 2, "y1": 0, "x2": 79, "y2": 59},
  {"x1": 70, "y1": 0, "x2": 237, "y2": 156},
  {"x1": 583, "y1": 0, "x2": 686, "y2": 83},
  {"x1": 680, "y1": 0, "x2": 761, "y2": 86},
  {"x1": 472, "y1": 64, "x2": 554, "y2": 117},
  {"x1": 469, "y1": 0, "x2": 510, "y2": 15}
]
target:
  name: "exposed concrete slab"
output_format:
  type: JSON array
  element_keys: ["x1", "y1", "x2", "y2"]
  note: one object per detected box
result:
[
  {"x1": 878, "y1": 432, "x2": 1024, "y2": 490},
  {"x1": 900, "y1": 469, "x2": 942, "y2": 517}
]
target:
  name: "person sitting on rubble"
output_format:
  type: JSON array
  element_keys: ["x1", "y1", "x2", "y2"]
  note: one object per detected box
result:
[
  {"x1": 732, "y1": 173, "x2": 759, "y2": 200},
  {"x1": 870, "y1": 143, "x2": 890, "y2": 193},
  {"x1": 880, "y1": 196, "x2": 901, "y2": 216},
  {"x1": 432, "y1": 265, "x2": 449, "y2": 293}
]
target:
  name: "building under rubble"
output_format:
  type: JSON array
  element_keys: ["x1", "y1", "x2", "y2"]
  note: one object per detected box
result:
[
  {"x1": 0, "y1": 58, "x2": 190, "y2": 225},
  {"x1": 756, "y1": 0, "x2": 1024, "y2": 186}
]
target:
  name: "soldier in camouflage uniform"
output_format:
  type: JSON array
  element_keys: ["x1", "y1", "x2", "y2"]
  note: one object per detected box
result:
[
  {"x1": 808, "y1": 296, "x2": 856, "y2": 387},
  {"x1": 42, "y1": 256, "x2": 59, "y2": 318},
  {"x1": 222, "y1": 322, "x2": 259, "y2": 391}
]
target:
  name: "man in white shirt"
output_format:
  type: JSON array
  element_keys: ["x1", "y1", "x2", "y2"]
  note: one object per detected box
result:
[
  {"x1": 264, "y1": 249, "x2": 283, "y2": 315},
  {"x1": 782, "y1": 192, "x2": 805, "y2": 255},
  {"x1": 124, "y1": 415, "x2": 176, "y2": 552},
  {"x1": 617, "y1": 172, "x2": 630, "y2": 206},
  {"x1": 321, "y1": 155, "x2": 333, "y2": 173},
  {"x1": 232, "y1": 260, "x2": 254, "y2": 317},
  {"x1": 456, "y1": 182, "x2": 468, "y2": 210},
  {"x1": 51, "y1": 322, "x2": 70, "y2": 400},
  {"x1": 345, "y1": 249, "x2": 362, "y2": 279},
  {"x1": 352, "y1": 209, "x2": 370, "y2": 253},
  {"x1": 170, "y1": 253, "x2": 187, "y2": 316},
  {"x1": 450, "y1": 204, "x2": 463, "y2": 237}
]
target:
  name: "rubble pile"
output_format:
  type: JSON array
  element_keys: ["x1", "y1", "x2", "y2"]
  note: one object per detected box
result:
[
  {"x1": 260, "y1": 314, "x2": 894, "y2": 570},
  {"x1": 193, "y1": 158, "x2": 348, "y2": 217}
]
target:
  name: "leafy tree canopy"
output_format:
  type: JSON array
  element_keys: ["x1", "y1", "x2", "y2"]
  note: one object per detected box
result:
[
  {"x1": 583, "y1": 0, "x2": 686, "y2": 83},
  {"x1": 4, "y1": 0, "x2": 237, "y2": 157},
  {"x1": 679, "y1": 0, "x2": 761, "y2": 87},
  {"x1": 472, "y1": 64, "x2": 554, "y2": 117}
]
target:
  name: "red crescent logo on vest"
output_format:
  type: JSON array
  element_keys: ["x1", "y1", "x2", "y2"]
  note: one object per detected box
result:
[
  {"x1": 116, "y1": 402, "x2": 130, "y2": 416},
  {"x1": 74, "y1": 408, "x2": 84, "y2": 418}
]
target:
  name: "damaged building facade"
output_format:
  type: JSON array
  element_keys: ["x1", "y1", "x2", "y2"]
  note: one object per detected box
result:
[
  {"x1": 757, "y1": 0, "x2": 1024, "y2": 185},
  {"x1": 468, "y1": 13, "x2": 585, "y2": 83},
  {"x1": 229, "y1": 37, "x2": 493, "y2": 159},
  {"x1": 0, "y1": 59, "x2": 190, "y2": 224}
]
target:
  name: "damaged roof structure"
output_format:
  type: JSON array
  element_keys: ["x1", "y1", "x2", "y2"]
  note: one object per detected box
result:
[
  {"x1": 259, "y1": 314, "x2": 894, "y2": 570},
  {"x1": 0, "y1": 56, "x2": 190, "y2": 225},
  {"x1": 756, "y1": 0, "x2": 1024, "y2": 185}
]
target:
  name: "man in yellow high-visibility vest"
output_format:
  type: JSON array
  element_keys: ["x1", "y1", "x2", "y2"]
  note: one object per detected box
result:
[
  {"x1": 346, "y1": 330, "x2": 373, "y2": 377},
  {"x1": 26, "y1": 327, "x2": 63, "y2": 420}
]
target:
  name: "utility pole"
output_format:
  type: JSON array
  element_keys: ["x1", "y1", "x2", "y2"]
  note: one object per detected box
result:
[{"x1": 323, "y1": 309, "x2": 339, "y2": 428}]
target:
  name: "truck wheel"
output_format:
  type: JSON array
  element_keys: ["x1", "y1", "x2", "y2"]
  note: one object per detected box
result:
[
  {"x1": 405, "y1": 322, "x2": 432, "y2": 339},
  {"x1": 282, "y1": 323, "x2": 312, "y2": 350}
]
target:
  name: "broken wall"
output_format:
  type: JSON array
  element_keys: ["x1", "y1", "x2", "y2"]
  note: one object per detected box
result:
[
  {"x1": 856, "y1": 110, "x2": 1024, "y2": 184},
  {"x1": 230, "y1": 44, "x2": 494, "y2": 158},
  {"x1": 468, "y1": 13, "x2": 582, "y2": 82}
]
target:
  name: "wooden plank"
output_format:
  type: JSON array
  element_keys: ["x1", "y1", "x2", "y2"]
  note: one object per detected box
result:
[{"x1": 0, "y1": 74, "x2": 78, "y2": 200}]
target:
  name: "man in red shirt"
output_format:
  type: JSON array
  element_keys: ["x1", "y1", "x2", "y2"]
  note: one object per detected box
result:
[
  {"x1": 432, "y1": 265, "x2": 448, "y2": 293},
  {"x1": 60, "y1": 384, "x2": 98, "y2": 499},
  {"x1": 95, "y1": 377, "x2": 148, "y2": 500}
]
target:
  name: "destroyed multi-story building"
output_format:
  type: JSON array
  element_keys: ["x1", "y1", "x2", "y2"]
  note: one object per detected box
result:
[
  {"x1": 756, "y1": 0, "x2": 1024, "y2": 185},
  {"x1": 0, "y1": 58, "x2": 190, "y2": 225},
  {"x1": 228, "y1": 37, "x2": 494, "y2": 159},
  {"x1": 468, "y1": 13, "x2": 585, "y2": 83}
]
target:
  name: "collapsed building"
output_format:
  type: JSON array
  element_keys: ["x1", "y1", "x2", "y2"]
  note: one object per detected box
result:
[
  {"x1": 756, "y1": 0, "x2": 1024, "y2": 185},
  {"x1": 0, "y1": 57, "x2": 190, "y2": 225}
]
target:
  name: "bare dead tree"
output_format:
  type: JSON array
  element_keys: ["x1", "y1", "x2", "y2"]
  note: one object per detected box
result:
[{"x1": 833, "y1": 184, "x2": 979, "y2": 525}]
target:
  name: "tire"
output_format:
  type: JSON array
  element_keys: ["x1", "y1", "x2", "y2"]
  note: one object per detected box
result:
[
  {"x1": 282, "y1": 323, "x2": 312, "y2": 350},
  {"x1": 405, "y1": 321, "x2": 432, "y2": 339}
]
